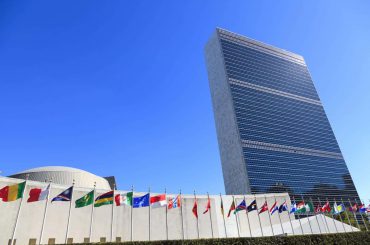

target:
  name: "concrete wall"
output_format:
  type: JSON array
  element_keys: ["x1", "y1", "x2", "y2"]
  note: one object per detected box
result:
[{"x1": 0, "y1": 177, "x2": 358, "y2": 244}]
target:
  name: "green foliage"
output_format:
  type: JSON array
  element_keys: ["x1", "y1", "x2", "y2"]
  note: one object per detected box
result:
[{"x1": 61, "y1": 232, "x2": 370, "y2": 245}]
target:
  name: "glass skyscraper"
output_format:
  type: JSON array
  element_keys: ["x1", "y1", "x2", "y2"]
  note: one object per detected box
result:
[{"x1": 205, "y1": 28, "x2": 360, "y2": 204}]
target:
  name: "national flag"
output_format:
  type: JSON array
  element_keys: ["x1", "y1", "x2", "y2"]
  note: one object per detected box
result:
[
  {"x1": 51, "y1": 186, "x2": 73, "y2": 202},
  {"x1": 133, "y1": 193, "x2": 150, "y2": 208},
  {"x1": 304, "y1": 202, "x2": 314, "y2": 213},
  {"x1": 366, "y1": 204, "x2": 370, "y2": 213},
  {"x1": 150, "y1": 194, "x2": 167, "y2": 208},
  {"x1": 220, "y1": 198, "x2": 224, "y2": 216},
  {"x1": 270, "y1": 201, "x2": 279, "y2": 215},
  {"x1": 258, "y1": 201, "x2": 268, "y2": 214},
  {"x1": 27, "y1": 184, "x2": 50, "y2": 202},
  {"x1": 315, "y1": 204, "x2": 322, "y2": 213},
  {"x1": 359, "y1": 204, "x2": 366, "y2": 213},
  {"x1": 0, "y1": 182, "x2": 26, "y2": 202},
  {"x1": 75, "y1": 190, "x2": 94, "y2": 208},
  {"x1": 192, "y1": 200, "x2": 198, "y2": 218},
  {"x1": 234, "y1": 200, "x2": 246, "y2": 214},
  {"x1": 349, "y1": 203, "x2": 358, "y2": 212},
  {"x1": 290, "y1": 202, "x2": 297, "y2": 213},
  {"x1": 247, "y1": 200, "x2": 257, "y2": 212},
  {"x1": 296, "y1": 202, "x2": 306, "y2": 213},
  {"x1": 203, "y1": 198, "x2": 211, "y2": 214},
  {"x1": 168, "y1": 195, "x2": 181, "y2": 209},
  {"x1": 333, "y1": 202, "x2": 345, "y2": 214},
  {"x1": 321, "y1": 201, "x2": 331, "y2": 213},
  {"x1": 115, "y1": 192, "x2": 133, "y2": 206},
  {"x1": 227, "y1": 199, "x2": 236, "y2": 217},
  {"x1": 94, "y1": 191, "x2": 114, "y2": 207},
  {"x1": 278, "y1": 201, "x2": 288, "y2": 213}
]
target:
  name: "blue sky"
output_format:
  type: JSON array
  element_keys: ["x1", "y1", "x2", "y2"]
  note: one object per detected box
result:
[{"x1": 0, "y1": 1, "x2": 369, "y2": 200}]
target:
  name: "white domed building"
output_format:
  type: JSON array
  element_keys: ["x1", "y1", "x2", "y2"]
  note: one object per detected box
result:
[{"x1": 9, "y1": 166, "x2": 115, "y2": 190}]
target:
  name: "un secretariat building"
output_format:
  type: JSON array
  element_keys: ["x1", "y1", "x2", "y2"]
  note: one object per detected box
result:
[{"x1": 205, "y1": 28, "x2": 360, "y2": 204}]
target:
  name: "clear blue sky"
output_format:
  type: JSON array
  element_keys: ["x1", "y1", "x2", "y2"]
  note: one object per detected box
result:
[{"x1": 0, "y1": 1, "x2": 369, "y2": 200}]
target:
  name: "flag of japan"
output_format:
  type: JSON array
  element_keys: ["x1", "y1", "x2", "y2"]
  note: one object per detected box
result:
[
  {"x1": 27, "y1": 185, "x2": 50, "y2": 202},
  {"x1": 150, "y1": 194, "x2": 167, "y2": 208}
]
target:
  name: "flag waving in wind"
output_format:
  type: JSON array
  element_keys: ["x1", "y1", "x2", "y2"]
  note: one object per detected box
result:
[
  {"x1": 133, "y1": 193, "x2": 150, "y2": 208},
  {"x1": 203, "y1": 198, "x2": 211, "y2": 214},
  {"x1": 270, "y1": 201, "x2": 278, "y2": 215},
  {"x1": 51, "y1": 186, "x2": 73, "y2": 202},
  {"x1": 234, "y1": 200, "x2": 246, "y2": 214},
  {"x1": 278, "y1": 201, "x2": 288, "y2": 213},
  {"x1": 192, "y1": 200, "x2": 198, "y2": 218},
  {"x1": 227, "y1": 199, "x2": 236, "y2": 217},
  {"x1": 247, "y1": 200, "x2": 257, "y2": 212},
  {"x1": 168, "y1": 195, "x2": 181, "y2": 209},
  {"x1": 258, "y1": 201, "x2": 268, "y2": 214},
  {"x1": 28, "y1": 184, "x2": 50, "y2": 202}
]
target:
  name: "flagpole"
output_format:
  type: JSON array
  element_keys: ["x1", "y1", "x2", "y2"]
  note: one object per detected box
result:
[
  {"x1": 317, "y1": 197, "x2": 330, "y2": 233},
  {"x1": 300, "y1": 195, "x2": 313, "y2": 234},
  {"x1": 284, "y1": 198, "x2": 294, "y2": 235},
  {"x1": 165, "y1": 188, "x2": 168, "y2": 241},
  {"x1": 65, "y1": 180, "x2": 75, "y2": 244},
  {"x1": 327, "y1": 198, "x2": 338, "y2": 233},
  {"x1": 39, "y1": 180, "x2": 52, "y2": 245},
  {"x1": 341, "y1": 198, "x2": 354, "y2": 232},
  {"x1": 334, "y1": 198, "x2": 346, "y2": 233},
  {"x1": 111, "y1": 184, "x2": 115, "y2": 242},
  {"x1": 348, "y1": 198, "x2": 360, "y2": 230},
  {"x1": 292, "y1": 196, "x2": 304, "y2": 234},
  {"x1": 179, "y1": 189, "x2": 184, "y2": 240},
  {"x1": 243, "y1": 195, "x2": 252, "y2": 237},
  {"x1": 206, "y1": 192, "x2": 214, "y2": 238},
  {"x1": 194, "y1": 190, "x2": 200, "y2": 239},
  {"x1": 130, "y1": 185, "x2": 134, "y2": 242},
  {"x1": 220, "y1": 193, "x2": 227, "y2": 238},
  {"x1": 255, "y1": 195, "x2": 263, "y2": 237},
  {"x1": 264, "y1": 195, "x2": 274, "y2": 236},
  {"x1": 309, "y1": 197, "x2": 322, "y2": 234},
  {"x1": 148, "y1": 187, "x2": 151, "y2": 241},
  {"x1": 232, "y1": 195, "x2": 240, "y2": 238},
  {"x1": 274, "y1": 195, "x2": 284, "y2": 235},
  {"x1": 11, "y1": 175, "x2": 29, "y2": 244},
  {"x1": 89, "y1": 182, "x2": 96, "y2": 242},
  {"x1": 357, "y1": 198, "x2": 368, "y2": 231},
  {"x1": 361, "y1": 199, "x2": 368, "y2": 231}
]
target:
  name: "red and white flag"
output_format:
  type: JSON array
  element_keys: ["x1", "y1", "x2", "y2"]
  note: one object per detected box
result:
[
  {"x1": 203, "y1": 198, "x2": 211, "y2": 214},
  {"x1": 168, "y1": 195, "x2": 181, "y2": 209},
  {"x1": 150, "y1": 194, "x2": 167, "y2": 208},
  {"x1": 258, "y1": 201, "x2": 268, "y2": 214},
  {"x1": 27, "y1": 184, "x2": 50, "y2": 202},
  {"x1": 321, "y1": 201, "x2": 331, "y2": 213}
]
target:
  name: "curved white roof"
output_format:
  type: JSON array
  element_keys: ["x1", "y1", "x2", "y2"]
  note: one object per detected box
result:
[{"x1": 10, "y1": 166, "x2": 111, "y2": 190}]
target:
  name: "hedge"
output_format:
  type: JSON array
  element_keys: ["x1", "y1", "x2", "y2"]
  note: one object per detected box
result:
[{"x1": 59, "y1": 231, "x2": 370, "y2": 244}]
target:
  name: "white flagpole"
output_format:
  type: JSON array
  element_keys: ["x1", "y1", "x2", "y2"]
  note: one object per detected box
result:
[
  {"x1": 292, "y1": 196, "x2": 304, "y2": 234},
  {"x1": 284, "y1": 198, "x2": 294, "y2": 235},
  {"x1": 65, "y1": 180, "x2": 75, "y2": 244},
  {"x1": 327, "y1": 198, "x2": 338, "y2": 233},
  {"x1": 165, "y1": 188, "x2": 168, "y2": 240},
  {"x1": 39, "y1": 180, "x2": 52, "y2": 245},
  {"x1": 334, "y1": 198, "x2": 346, "y2": 232},
  {"x1": 310, "y1": 197, "x2": 322, "y2": 234},
  {"x1": 194, "y1": 190, "x2": 200, "y2": 239},
  {"x1": 341, "y1": 198, "x2": 354, "y2": 232},
  {"x1": 358, "y1": 199, "x2": 368, "y2": 231},
  {"x1": 255, "y1": 196, "x2": 263, "y2": 237},
  {"x1": 11, "y1": 175, "x2": 29, "y2": 244},
  {"x1": 220, "y1": 193, "x2": 227, "y2": 238},
  {"x1": 110, "y1": 184, "x2": 115, "y2": 242},
  {"x1": 89, "y1": 182, "x2": 96, "y2": 242},
  {"x1": 206, "y1": 192, "x2": 214, "y2": 238},
  {"x1": 274, "y1": 195, "x2": 284, "y2": 235},
  {"x1": 264, "y1": 195, "x2": 274, "y2": 236},
  {"x1": 300, "y1": 195, "x2": 313, "y2": 234},
  {"x1": 348, "y1": 198, "x2": 360, "y2": 230},
  {"x1": 130, "y1": 185, "x2": 134, "y2": 242},
  {"x1": 232, "y1": 196, "x2": 240, "y2": 238},
  {"x1": 179, "y1": 189, "x2": 185, "y2": 240},
  {"x1": 148, "y1": 187, "x2": 151, "y2": 241},
  {"x1": 243, "y1": 195, "x2": 252, "y2": 237},
  {"x1": 317, "y1": 197, "x2": 331, "y2": 233}
]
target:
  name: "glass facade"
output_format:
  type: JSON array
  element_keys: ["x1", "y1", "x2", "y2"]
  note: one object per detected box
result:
[{"x1": 208, "y1": 29, "x2": 360, "y2": 205}]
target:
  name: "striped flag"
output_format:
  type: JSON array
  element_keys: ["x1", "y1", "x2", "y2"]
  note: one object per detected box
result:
[{"x1": 0, "y1": 182, "x2": 26, "y2": 202}]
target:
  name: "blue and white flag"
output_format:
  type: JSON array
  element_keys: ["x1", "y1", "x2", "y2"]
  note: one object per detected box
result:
[
  {"x1": 51, "y1": 186, "x2": 73, "y2": 202},
  {"x1": 279, "y1": 201, "x2": 288, "y2": 213},
  {"x1": 133, "y1": 193, "x2": 150, "y2": 208},
  {"x1": 289, "y1": 202, "x2": 297, "y2": 214}
]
